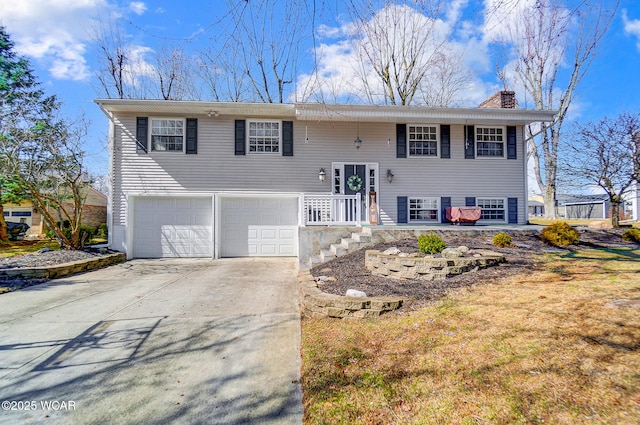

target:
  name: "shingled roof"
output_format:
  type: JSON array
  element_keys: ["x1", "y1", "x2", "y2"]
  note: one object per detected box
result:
[{"x1": 479, "y1": 91, "x2": 517, "y2": 109}]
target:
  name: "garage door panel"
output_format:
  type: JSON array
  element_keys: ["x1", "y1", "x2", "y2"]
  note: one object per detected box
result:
[
  {"x1": 221, "y1": 197, "x2": 298, "y2": 257},
  {"x1": 133, "y1": 197, "x2": 212, "y2": 258}
]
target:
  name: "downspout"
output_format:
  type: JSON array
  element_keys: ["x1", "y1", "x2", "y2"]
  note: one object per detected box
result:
[
  {"x1": 522, "y1": 126, "x2": 529, "y2": 224},
  {"x1": 94, "y1": 102, "x2": 115, "y2": 250}
]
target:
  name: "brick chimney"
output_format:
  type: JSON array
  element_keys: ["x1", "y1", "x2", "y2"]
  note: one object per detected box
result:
[{"x1": 478, "y1": 91, "x2": 517, "y2": 109}]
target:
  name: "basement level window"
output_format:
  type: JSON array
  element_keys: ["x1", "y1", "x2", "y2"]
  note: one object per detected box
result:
[{"x1": 409, "y1": 197, "x2": 439, "y2": 222}]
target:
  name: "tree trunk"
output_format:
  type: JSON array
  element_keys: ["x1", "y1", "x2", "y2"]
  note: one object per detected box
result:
[
  {"x1": 543, "y1": 182, "x2": 557, "y2": 220},
  {"x1": 611, "y1": 197, "x2": 621, "y2": 228},
  {"x1": 0, "y1": 205, "x2": 8, "y2": 242}
]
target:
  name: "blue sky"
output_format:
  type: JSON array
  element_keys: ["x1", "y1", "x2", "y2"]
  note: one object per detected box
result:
[{"x1": 1, "y1": 0, "x2": 639, "y2": 178}]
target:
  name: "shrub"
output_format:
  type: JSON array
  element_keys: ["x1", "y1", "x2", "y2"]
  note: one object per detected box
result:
[
  {"x1": 418, "y1": 233, "x2": 446, "y2": 254},
  {"x1": 622, "y1": 228, "x2": 640, "y2": 244},
  {"x1": 44, "y1": 229, "x2": 56, "y2": 239},
  {"x1": 96, "y1": 223, "x2": 108, "y2": 239},
  {"x1": 493, "y1": 233, "x2": 512, "y2": 247},
  {"x1": 541, "y1": 222, "x2": 580, "y2": 246}
]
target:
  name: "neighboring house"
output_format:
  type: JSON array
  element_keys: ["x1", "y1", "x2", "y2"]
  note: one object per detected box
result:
[
  {"x1": 559, "y1": 194, "x2": 611, "y2": 220},
  {"x1": 528, "y1": 193, "x2": 630, "y2": 220},
  {"x1": 96, "y1": 93, "x2": 555, "y2": 260},
  {"x1": 2, "y1": 187, "x2": 107, "y2": 236},
  {"x1": 628, "y1": 182, "x2": 640, "y2": 221}
]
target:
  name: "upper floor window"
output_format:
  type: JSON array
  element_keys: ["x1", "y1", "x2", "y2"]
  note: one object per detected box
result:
[
  {"x1": 151, "y1": 119, "x2": 184, "y2": 151},
  {"x1": 248, "y1": 120, "x2": 280, "y2": 153},
  {"x1": 476, "y1": 126, "x2": 505, "y2": 158},
  {"x1": 408, "y1": 125, "x2": 438, "y2": 157},
  {"x1": 409, "y1": 197, "x2": 439, "y2": 222},
  {"x1": 476, "y1": 126, "x2": 505, "y2": 157},
  {"x1": 477, "y1": 198, "x2": 506, "y2": 221}
]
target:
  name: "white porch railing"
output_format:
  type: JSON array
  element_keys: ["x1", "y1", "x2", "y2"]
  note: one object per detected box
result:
[{"x1": 303, "y1": 193, "x2": 361, "y2": 226}]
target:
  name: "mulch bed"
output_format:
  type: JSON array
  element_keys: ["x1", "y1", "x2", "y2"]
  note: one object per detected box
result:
[{"x1": 310, "y1": 228, "x2": 635, "y2": 312}]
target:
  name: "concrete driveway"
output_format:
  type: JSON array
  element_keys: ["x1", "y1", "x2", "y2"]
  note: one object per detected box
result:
[{"x1": 0, "y1": 258, "x2": 302, "y2": 424}]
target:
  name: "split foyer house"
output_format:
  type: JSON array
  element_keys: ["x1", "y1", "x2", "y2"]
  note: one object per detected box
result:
[{"x1": 96, "y1": 93, "x2": 555, "y2": 261}]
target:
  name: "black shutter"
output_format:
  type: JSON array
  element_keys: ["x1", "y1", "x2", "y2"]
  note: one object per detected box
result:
[
  {"x1": 397, "y1": 196, "x2": 408, "y2": 224},
  {"x1": 136, "y1": 117, "x2": 148, "y2": 153},
  {"x1": 507, "y1": 126, "x2": 517, "y2": 159},
  {"x1": 186, "y1": 118, "x2": 197, "y2": 154},
  {"x1": 235, "y1": 120, "x2": 246, "y2": 155},
  {"x1": 464, "y1": 125, "x2": 475, "y2": 159},
  {"x1": 441, "y1": 196, "x2": 451, "y2": 223},
  {"x1": 508, "y1": 197, "x2": 518, "y2": 223},
  {"x1": 465, "y1": 197, "x2": 476, "y2": 207},
  {"x1": 440, "y1": 125, "x2": 450, "y2": 159},
  {"x1": 282, "y1": 121, "x2": 293, "y2": 156},
  {"x1": 396, "y1": 124, "x2": 407, "y2": 158}
]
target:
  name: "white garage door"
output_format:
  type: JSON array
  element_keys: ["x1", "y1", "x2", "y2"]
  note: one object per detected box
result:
[
  {"x1": 220, "y1": 197, "x2": 298, "y2": 257},
  {"x1": 133, "y1": 197, "x2": 212, "y2": 258}
]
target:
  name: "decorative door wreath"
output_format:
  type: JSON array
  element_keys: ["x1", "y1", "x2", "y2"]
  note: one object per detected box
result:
[{"x1": 347, "y1": 174, "x2": 363, "y2": 192}]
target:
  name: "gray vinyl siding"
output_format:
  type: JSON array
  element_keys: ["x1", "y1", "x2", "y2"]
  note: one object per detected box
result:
[{"x1": 111, "y1": 115, "x2": 528, "y2": 225}]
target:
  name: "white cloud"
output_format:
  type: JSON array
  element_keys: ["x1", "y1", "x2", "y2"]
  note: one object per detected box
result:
[
  {"x1": 0, "y1": 0, "x2": 110, "y2": 81},
  {"x1": 129, "y1": 2, "x2": 147, "y2": 16},
  {"x1": 623, "y1": 9, "x2": 640, "y2": 50},
  {"x1": 122, "y1": 45, "x2": 155, "y2": 86},
  {"x1": 297, "y1": 3, "x2": 496, "y2": 106}
]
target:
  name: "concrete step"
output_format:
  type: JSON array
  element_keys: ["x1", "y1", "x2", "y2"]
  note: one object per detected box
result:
[
  {"x1": 330, "y1": 244, "x2": 348, "y2": 256},
  {"x1": 320, "y1": 249, "x2": 335, "y2": 262},
  {"x1": 351, "y1": 233, "x2": 371, "y2": 243},
  {"x1": 309, "y1": 255, "x2": 323, "y2": 268},
  {"x1": 338, "y1": 238, "x2": 360, "y2": 250}
]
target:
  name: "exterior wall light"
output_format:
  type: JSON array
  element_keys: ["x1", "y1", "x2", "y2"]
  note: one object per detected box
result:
[
  {"x1": 354, "y1": 136, "x2": 362, "y2": 150},
  {"x1": 318, "y1": 168, "x2": 326, "y2": 182},
  {"x1": 386, "y1": 169, "x2": 394, "y2": 183}
]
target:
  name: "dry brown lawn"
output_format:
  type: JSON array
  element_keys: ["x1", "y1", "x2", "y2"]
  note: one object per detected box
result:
[{"x1": 301, "y1": 247, "x2": 640, "y2": 424}]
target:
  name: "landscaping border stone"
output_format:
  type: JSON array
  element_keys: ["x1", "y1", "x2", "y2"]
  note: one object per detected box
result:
[
  {"x1": 299, "y1": 269, "x2": 405, "y2": 318},
  {"x1": 0, "y1": 252, "x2": 126, "y2": 280},
  {"x1": 365, "y1": 249, "x2": 506, "y2": 281}
]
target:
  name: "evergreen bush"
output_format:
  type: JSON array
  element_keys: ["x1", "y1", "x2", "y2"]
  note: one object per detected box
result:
[
  {"x1": 541, "y1": 222, "x2": 580, "y2": 246},
  {"x1": 418, "y1": 233, "x2": 446, "y2": 254}
]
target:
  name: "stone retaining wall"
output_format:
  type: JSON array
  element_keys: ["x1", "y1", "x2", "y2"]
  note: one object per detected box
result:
[
  {"x1": 0, "y1": 252, "x2": 126, "y2": 280},
  {"x1": 365, "y1": 249, "x2": 505, "y2": 280},
  {"x1": 299, "y1": 270, "x2": 405, "y2": 318}
]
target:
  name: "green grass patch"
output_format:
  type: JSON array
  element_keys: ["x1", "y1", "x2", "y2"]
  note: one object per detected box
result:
[
  {"x1": 0, "y1": 240, "x2": 60, "y2": 258},
  {"x1": 301, "y1": 246, "x2": 640, "y2": 424}
]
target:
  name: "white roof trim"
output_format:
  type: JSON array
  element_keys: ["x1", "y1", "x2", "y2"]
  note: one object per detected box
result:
[
  {"x1": 294, "y1": 103, "x2": 556, "y2": 124},
  {"x1": 95, "y1": 99, "x2": 556, "y2": 125}
]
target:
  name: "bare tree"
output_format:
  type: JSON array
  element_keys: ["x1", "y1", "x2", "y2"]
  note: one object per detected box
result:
[
  {"x1": 92, "y1": 19, "x2": 194, "y2": 100},
  {"x1": 154, "y1": 45, "x2": 197, "y2": 100},
  {"x1": 562, "y1": 113, "x2": 640, "y2": 227},
  {"x1": 343, "y1": 0, "x2": 467, "y2": 106},
  {"x1": 197, "y1": 43, "x2": 248, "y2": 102},
  {"x1": 92, "y1": 19, "x2": 129, "y2": 99},
  {"x1": 492, "y1": 0, "x2": 619, "y2": 219},
  {"x1": 203, "y1": 0, "x2": 310, "y2": 103}
]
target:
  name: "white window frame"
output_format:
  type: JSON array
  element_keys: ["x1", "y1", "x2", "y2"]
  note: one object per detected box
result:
[
  {"x1": 247, "y1": 119, "x2": 282, "y2": 155},
  {"x1": 475, "y1": 126, "x2": 506, "y2": 158},
  {"x1": 407, "y1": 124, "x2": 439, "y2": 158},
  {"x1": 476, "y1": 198, "x2": 507, "y2": 222},
  {"x1": 408, "y1": 197, "x2": 439, "y2": 222},
  {"x1": 150, "y1": 118, "x2": 185, "y2": 152}
]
